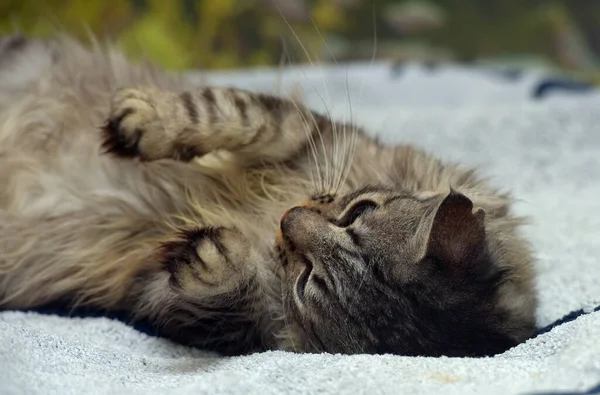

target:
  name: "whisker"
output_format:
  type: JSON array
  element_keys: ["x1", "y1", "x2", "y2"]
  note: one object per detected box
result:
[
  {"x1": 289, "y1": 99, "x2": 319, "y2": 190},
  {"x1": 334, "y1": 70, "x2": 355, "y2": 195},
  {"x1": 277, "y1": 33, "x2": 321, "y2": 194},
  {"x1": 311, "y1": 88, "x2": 347, "y2": 194},
  {"x1": 309, "y1": 90, "x2": 332, "y2": 194},
  {"x1": 278, "y1": 8, "x2": 335, "y2": 111},
  {"x1": 328, "y1": 118, "x2": 340, "y2": 196},
  {"x1": 287, "y1": 95, "x2": 325, "y2": 193},
  {"x1": 277, "y1": 9, "x2": 315, "y2": 68},
  {"x1": 336, "y1": 5, "x2": 379, "y2": 195},
  {"x1": 307, "y1": 14, "x2": 360, "y2": 196},
  {"x1": 275, "y1": 35, "x2": 291, "y2": 97},
  {"x1": 310, "y1": 17, "x2": 352, "y2": 196},
  {"x1": 336, "y1": 124, "x2": 358, "y2": 194},
  {"x1": 280, "y1": 10, "x2": 345, "y2": 196}
]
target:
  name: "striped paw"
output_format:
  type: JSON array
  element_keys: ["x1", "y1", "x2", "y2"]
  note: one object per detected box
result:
[
  {"x1": 159, "y1": 227, "x2": 252, "y2": 297},
  {"x1": 102, "y1": 87, "x2": 200, "y2": 161}
]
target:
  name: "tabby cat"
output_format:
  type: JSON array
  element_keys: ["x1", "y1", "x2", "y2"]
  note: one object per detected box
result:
[{"x1": 0, "y1": 35, "x2": 537, "y2": 357}]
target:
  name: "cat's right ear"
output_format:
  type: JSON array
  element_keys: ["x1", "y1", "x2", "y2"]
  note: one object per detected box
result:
[{"x1": 425, "y1": 191, "x2": 487, "y2": 275}]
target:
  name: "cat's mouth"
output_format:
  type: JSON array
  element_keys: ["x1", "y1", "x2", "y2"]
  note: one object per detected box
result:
[{"x1": 276, "y1": 220, "x2": 314, "y2": 288}]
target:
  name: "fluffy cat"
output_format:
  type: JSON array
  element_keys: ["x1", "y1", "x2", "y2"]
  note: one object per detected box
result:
[{"x1": 0, "y1": 35, "x2": 537, "y2": 357}]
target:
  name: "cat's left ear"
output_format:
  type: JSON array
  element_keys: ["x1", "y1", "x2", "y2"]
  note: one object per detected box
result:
[{"x1": 425, "y1": 190, "x2": 486, "y2": 274}]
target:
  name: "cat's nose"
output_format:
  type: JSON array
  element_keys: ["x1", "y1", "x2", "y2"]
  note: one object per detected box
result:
[
  {"x1": 280, "y1": 200, "x2": 314, "y2": 225},
  {"x1": 280, "y1": 206, "x2": 308, "y2": 232},
  {"x1": 280, "y1": 206, "x2": 331, "y2": 251},
  {"x1": 280, "y1": 206, "x2": 296, "y2": 225}
]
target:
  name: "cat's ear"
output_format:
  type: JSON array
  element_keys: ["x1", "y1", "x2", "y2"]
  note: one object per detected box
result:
[{"x1": 425, "y1": 190, "x2": 486, "y2": 273}]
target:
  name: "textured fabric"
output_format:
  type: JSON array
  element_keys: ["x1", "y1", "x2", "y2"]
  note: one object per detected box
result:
[{"x1": 1, "y1": 63, "x2": 600, "y2": 395}]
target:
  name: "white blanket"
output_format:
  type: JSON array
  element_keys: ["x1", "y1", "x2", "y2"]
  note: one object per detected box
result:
[{"x1": 2, "y1": 62, "x2": 600, "y2": 395}]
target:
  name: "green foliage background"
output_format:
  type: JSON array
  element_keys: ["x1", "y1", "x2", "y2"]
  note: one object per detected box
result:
[{"x1": 1, "y1": 0, "x2": 599, "y2": 81}]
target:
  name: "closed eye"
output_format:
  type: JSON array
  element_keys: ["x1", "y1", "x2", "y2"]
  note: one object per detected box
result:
[{"x1": 337, "y1": 200, "x2": 378, "y2": 227}]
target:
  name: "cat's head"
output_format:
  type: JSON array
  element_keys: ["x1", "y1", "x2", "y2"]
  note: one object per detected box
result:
[{"x1": 276, "y1": 186, "x2": 535, "y2": 356}]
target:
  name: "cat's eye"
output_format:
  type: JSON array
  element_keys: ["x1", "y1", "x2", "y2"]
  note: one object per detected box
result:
[{"x1": 337, "y1": 200, "x2": 378, "y2": 227}]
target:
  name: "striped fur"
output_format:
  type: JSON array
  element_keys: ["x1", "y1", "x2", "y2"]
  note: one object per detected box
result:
[{"x1": 0, "y1": 35, "x2": 537, "y2": 356}]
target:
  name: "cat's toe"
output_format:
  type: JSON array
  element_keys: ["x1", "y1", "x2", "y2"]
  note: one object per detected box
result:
[
  {"x1": 102, "y1": 87, "x2": 178, "y2": 161},
  {"x1": 101, "y1": 106, "x2": 143, "y2": 158},
  {"x1": 159, "y1": 227, "x2": 248, "y2": 296}
]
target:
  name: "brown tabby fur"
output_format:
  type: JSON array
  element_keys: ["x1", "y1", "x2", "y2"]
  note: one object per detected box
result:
[{"x1": 0, "y1": 35, "x2": 537, "y2": 356}]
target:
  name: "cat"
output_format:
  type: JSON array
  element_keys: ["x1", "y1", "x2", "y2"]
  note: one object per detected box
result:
[{"x1": 0, "y1": 34, "x2": 537, "y2": 357}]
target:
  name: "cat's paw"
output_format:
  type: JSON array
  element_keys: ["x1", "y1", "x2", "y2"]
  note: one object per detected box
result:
[
  {"x1": 159, "y1": 227, "x2": 251, "y2": 297},
  {"x1": 102, "y1": 87, "x2": 198, "y2": 161}
]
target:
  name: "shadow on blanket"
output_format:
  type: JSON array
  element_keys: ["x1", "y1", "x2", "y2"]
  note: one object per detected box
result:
[{"x1": 10, "y1": 302, "x2": 600, "y2": 354}]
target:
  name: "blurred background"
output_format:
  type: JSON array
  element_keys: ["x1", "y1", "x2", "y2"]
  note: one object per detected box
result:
[{"x1": 1, "y1": 0, "x2": 599, "y2": 83}]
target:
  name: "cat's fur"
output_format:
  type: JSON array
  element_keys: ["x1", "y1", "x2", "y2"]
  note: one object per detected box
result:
[{"x1": 0, "y1": 35, "x2": 537, "y2": 356}]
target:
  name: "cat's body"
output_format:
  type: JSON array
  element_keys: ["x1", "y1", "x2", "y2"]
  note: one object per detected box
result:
[{"x1": 0, "y1": 35, "x2": 537, "y2": 356}]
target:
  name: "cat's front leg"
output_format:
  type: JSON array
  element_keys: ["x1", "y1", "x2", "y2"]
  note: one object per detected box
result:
[
  {"x1": 102, "y1": 86, "x2": 334, "y2": 164},
  {"x1": 160, "y1": 226, "x2": 257, "y2": 298},
  {"x1": 142, "y1": 226, "x2": 276, "y2": 354}
]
